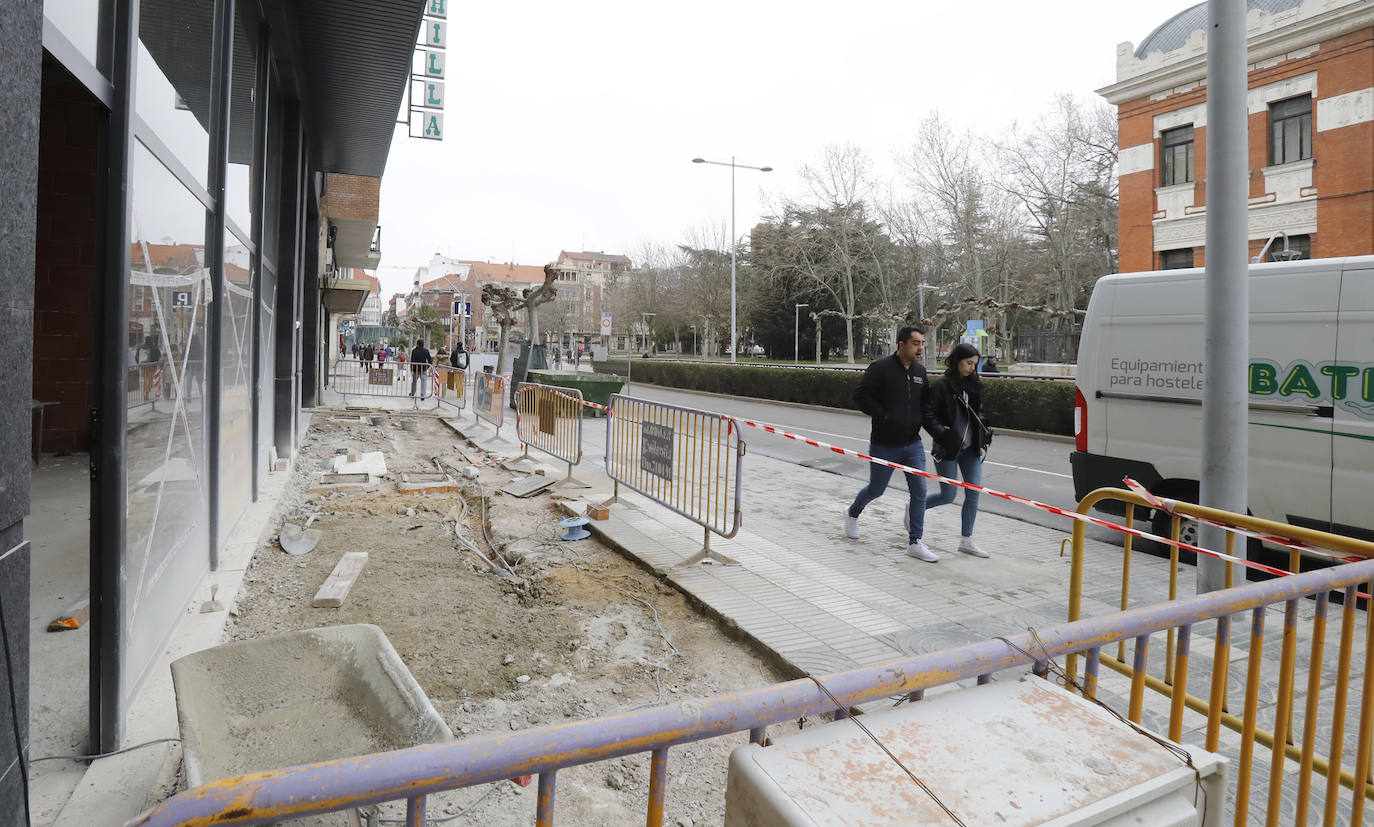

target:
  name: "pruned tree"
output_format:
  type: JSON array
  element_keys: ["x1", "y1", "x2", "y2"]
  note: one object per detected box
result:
[
  {"x1": 480, "y1": 265, "x2": 558, "y2": 375},
  {"x1": 401, "y1": 305, "x2": 444, "y2": 348}
]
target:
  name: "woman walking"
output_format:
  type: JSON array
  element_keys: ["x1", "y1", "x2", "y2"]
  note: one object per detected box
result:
[{"x1": 925, "y1": 342, "x2": 994, "y2": 558}]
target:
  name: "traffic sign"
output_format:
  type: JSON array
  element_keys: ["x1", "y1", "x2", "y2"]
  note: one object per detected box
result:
[
  {"x1": 600, "y1": 312, "x2": 612, "y2": 335},
  {"x1": 171, "y1": 290, "x2": 192, "y2": 309},
  {"x1": 452, "y1": 300, "x2": 471, "y2": 317}
]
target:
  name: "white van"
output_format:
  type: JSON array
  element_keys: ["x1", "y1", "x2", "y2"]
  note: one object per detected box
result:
[{"x1": 1071, "y1": 255, "x2": 1374, "y2": 548}]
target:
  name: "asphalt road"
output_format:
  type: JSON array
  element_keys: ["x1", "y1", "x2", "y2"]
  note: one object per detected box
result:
[{"x1": 571, "y1": 381, "x2": 1124, "y2": 546}]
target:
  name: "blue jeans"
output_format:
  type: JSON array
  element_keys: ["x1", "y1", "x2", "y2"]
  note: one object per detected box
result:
[
  {"x1": 410, "y1": 369, "x2": 430, "y2": 397},
  {"x1": 848, "y1": 441, "x2": 927, "y2": 544},
  {"x1": 925, "y1": 446, "x2": 983, "y2": 537}
]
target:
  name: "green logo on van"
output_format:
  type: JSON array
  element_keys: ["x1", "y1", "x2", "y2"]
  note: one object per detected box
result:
[{"x1": 1250, "y1": 360, "x2": 1374, "y2": 418}]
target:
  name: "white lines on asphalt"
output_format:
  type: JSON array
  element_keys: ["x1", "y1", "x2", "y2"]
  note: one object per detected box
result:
[{"x1": 983, "y1": 461, "x2": 1072, "y2": 479}]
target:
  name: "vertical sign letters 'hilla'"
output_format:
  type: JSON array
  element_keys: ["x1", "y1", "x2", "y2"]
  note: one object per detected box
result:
[
  {"x1": 640, "y1": 422, "x2": 674, "y2": 482},
  {"x1": 410, "y1": 0, "x2": 446, "y2": 140}
]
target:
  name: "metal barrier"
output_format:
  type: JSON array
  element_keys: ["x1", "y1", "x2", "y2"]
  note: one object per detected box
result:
[
  {"x1": 433, "y1": 365, "x2": 467, "y2": 410},
  {"x1": 472, "y1": 371, "x2": 505, "y2": 436},
  {"x1": 604, "y1": 394, "x2": 743, "y2": 567},
  {"x1": 329, "y1": 358, "x2": 438, "y2": 409},
  {"x1": 131, "y1": 554, "x2": 1374, "y2": 827},
  {"x1": 1068, "y1": 488, "x2": 1374, "y2": 825},
  {"x1": 514, "y1": 383, "x2": 584, "y2": 486}
]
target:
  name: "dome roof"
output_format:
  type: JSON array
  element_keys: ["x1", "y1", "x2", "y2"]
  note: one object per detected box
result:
[{"x1": 1135, "y1": 0, "x2": 1305, "y2": 58}]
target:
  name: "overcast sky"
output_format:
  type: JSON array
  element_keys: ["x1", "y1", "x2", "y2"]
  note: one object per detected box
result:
[{"x1": 373, "y1": 0, "x2": 1198, "y2": 297}]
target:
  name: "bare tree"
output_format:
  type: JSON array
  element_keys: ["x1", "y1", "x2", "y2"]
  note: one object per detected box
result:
[
  {"x1": 755, "y1": 144, "x2": 894, "y2": 363},
  {"x1": 993, "y1": 94, "x2": 1119, "y2": 315}
]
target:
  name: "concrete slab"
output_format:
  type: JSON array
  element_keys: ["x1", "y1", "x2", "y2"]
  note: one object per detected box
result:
[{"x1": 170, "y1": 624, "x2": 452, "y2": 786}]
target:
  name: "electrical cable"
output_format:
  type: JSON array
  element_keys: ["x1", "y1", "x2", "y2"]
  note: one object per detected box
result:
[
  {"x1": 30, "y1": 737, "x2": 182, "y2": 764},
  {"x1": 0, "y1": 586, "x2": 31, "y2": 827},
  {"x1": 370, "y1": 779, "x2": 509, "y2": 825},
  {"x1": 805, "y1": 673, "x2": 967, "y2": 826}
]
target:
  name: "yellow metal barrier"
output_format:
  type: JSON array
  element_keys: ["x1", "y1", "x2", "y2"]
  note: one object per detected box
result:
[
  {"x1": 604, "y1": 394, "x2": 744, "y2": 568},
  {"x1": 472, "y1": 372, "x2": 505, "y2": 435},
  {"x1": 1068, "y1": 487, "x2": 1374, "y2": 825},
  {"x1": 433, "y1": 365, "x2": 466, "y2": 410},
  {"x1": 514, "y1": 383, "x2": 584, "y2": 486}
]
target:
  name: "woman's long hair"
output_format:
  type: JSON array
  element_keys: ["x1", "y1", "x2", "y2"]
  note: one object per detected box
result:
[{"x1": 943, "y1": 342, "x2": 983, "y2": 395}]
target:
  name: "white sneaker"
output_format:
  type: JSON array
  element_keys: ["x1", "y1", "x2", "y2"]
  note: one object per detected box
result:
[
  {"x1": 958, "y1": 537, "x2": 989, "y2": 558},
  {"x1": 844, "y1": 513, "x2": 860, "y2": 540},
  {"x1": 906, "y1": 540, "x2": 938, "y2": 562}
]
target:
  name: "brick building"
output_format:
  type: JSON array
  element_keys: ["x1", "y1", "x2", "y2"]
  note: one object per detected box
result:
[{"x1": 1098, "y1": 0, "x2": 1373, "y2": 272}]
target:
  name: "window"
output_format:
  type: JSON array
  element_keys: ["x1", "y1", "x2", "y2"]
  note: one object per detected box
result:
[
  {"x1": 1161, "y1": 125, "x2": 1194, "y2": 186},
  {"x1": 1270, "y1": 95, "x2": 1312, "y2": 165},
  {"x1": 1161, "y1": 248, "x2": 1194, "y2": 270},
  {"x1": 1268, "y1": 234, "x2": 1311, "y2": 261}
]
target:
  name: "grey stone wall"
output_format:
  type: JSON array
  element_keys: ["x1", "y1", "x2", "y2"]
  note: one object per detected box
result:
[{"x1": 0, "y1": 0, "x2": 39, "y2": 821}]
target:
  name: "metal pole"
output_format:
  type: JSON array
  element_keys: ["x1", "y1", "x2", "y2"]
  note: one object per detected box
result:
[
  {"x1": 794, "y1": 303, "x2": 807, "y2": 363},
  {"x1": 730, "y1": 156, "x2": 737, "y2": 363},
  {"x1": 1199, "y1": 0, "x2": 1249, "y2": 592}
]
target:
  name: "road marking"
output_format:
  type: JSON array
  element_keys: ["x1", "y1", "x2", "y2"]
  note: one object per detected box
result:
[{"x1": 984, "y1": 461, "x2": 1072, "y2": 479}]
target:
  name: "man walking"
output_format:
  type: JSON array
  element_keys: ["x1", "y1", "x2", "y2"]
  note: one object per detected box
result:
[
  {"x1": 409, "y1": 338, "x2": 433, "y2": 398},
  {"x1": 844, "y1": 326, "x2": 949, "y2": 562}
]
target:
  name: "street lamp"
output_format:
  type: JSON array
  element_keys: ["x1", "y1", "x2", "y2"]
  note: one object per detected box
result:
[
  {"x1": 794, "y1": 303, "x2": 808, "y2": 363},
  {"x1": 641, "y1": 312, "x2": 655, "y2": 353},
  {"x1": 692, "y1": 156, "x2": 773, "y2": 363},
  {"x1": 689, "y1": 323, "x2": 697, "y2": 357}
]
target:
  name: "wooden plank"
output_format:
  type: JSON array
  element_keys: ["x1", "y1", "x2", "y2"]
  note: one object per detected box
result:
[
  {"x1": 312, "y1": 552, "x2": 369, "y2": 608},
  {"x1": 47, "y1": 595, "x2": 91, "y2": 632}
]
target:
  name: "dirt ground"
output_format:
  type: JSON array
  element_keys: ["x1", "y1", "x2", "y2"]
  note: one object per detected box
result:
[{"x1": 223, "y1": 408, "x2": 793, "y2": 825}]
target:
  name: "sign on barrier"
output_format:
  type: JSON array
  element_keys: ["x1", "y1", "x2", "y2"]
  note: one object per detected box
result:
[
  {"x1": 604, "y1": 394, "x2": 744, "y2": 567},
  {"x1": 473, "y1": 372, "x2": 505, "y2": 435},
  {"x1": 515, "y1": 383, "x2": 585, "y2": 486},
  {"x1": 434, "y1": 366, "x2": 467, "y2": 410}
]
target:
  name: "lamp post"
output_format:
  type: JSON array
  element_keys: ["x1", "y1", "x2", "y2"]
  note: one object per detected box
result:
[
  {"x1": 689, "y1": 323, "x2": 697, "y2": 357},
  {"x1": 436, "y1": 276, "x2": 468, "y2": 353},
  {"x1": 641, "y1": 312, "x2": 655, "y2": 353},
  {"x1": 692, "y1": 156, "x2": 773, "y2": 363},
  {"x1": 794, "y1": 303, "x2": 808, "y2": 363},
  {"x1": 917, "y1": 282, "x2": 937, "y2": 323}
]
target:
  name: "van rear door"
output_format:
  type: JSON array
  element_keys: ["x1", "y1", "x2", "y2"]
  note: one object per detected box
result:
[{"x1": 1332, "y1": 263, "x2": 1374, "y2": 542}]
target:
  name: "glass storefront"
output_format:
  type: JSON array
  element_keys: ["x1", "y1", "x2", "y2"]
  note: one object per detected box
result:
[
  {"x1": 125, "y1": 139, "x2": 210, "y2": 696},
  {"x1": 42, "y1": 0, "x2": 105, "y2": 72},
  {"x1": 224, "y1": 0, "x2": 258, "y2": 234},
  {"x1": 220, "y1": 231, "x2": 255, "y2": 545},
  {"x1": 135, "y1": 0, "x2": 214, "y2": 189}
]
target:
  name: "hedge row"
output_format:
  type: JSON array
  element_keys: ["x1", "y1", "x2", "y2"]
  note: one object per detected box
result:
[{"x1": 592, "y1": 360, "x2": 1074, "y2": 436}]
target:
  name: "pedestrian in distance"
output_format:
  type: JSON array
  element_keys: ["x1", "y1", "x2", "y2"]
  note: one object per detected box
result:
[
  {"x1": 844, "y1": 326, "x2": 949, "y2": 562},
  {"x1": 981, "y1": 354, "x2": 999, "y2": 374},
  {"x1": 409, "y1": 338, "x2": 432, "y2": 398},
  {"x1": 925, "y1": 342, "x2": 995, "y2": 558}
]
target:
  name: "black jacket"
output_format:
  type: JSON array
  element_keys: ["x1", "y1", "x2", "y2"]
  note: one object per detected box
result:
[
  {"x1": 853, "y1": 354, "x2": 947, "y2": 446},
  {"x1": 928, "y1": 376, "x2": 992, "y2": 455},
  {"x1": 410, "y1": 345, "x2": 432, "y2": 365}
]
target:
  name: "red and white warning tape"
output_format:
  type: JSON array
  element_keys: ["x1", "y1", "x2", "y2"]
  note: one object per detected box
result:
[{"x1": 732, "y1": 415, "x2": 1363, "y2": 580}]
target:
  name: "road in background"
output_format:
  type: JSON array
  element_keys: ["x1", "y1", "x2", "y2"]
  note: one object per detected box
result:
[{"x1": 574, "y1": 383, "x2": 1124, "y2": 547}]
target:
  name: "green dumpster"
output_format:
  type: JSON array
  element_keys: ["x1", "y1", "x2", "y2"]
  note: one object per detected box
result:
[{"x1": 527, "y1": 371, "x2": 625, "y2": 416}]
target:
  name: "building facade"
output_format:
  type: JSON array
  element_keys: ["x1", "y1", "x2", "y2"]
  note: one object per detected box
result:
[
  {"x1": 1099, "y1": 0, "x2": 1373, "y2": 272},
  {"x1": 4, "y1": 2, "x2": 427, "y2": 811}
]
